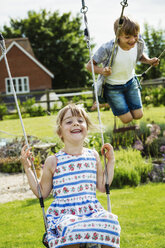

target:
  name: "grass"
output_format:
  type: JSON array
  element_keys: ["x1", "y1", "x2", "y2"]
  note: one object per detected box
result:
[
  {"x1": 0, "y1": 183, "x2": 165, "y2": 247},
  {"x1": 0, "y1": 106, "x2": 164, "y2": 140},
  {"x1": 0, "y1": 106, "x2": 164, "y2": 247}
]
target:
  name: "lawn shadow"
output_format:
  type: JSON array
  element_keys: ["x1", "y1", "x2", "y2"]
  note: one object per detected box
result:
[{"x1": 23, "y1": 196, "x2": 52, "y2": 207}]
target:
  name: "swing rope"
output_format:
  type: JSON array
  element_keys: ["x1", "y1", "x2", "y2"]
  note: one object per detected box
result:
[
  {"x1": 108, "y1": 0, "x2": 128, "y2": 68},
  {"x1": 138, "y1": 48, "x2": 165, "y2": 84},
  {"x1": 81, "y1": 0, "x2": 111, "y2": 212},
  {"x1": 106, "y1": 0, "x2": 128, "y2": 132},
  {"x1": 0, "y1": 33, "x2": 49, "y2": 239}
]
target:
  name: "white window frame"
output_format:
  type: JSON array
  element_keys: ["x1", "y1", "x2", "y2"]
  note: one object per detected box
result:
[{"x1": 5, "y1": 76, "x2": 30, "y2": 95}]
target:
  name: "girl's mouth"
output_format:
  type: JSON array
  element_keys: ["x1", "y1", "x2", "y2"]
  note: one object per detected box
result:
[{"x1": 71, "y1": 129, "x2": 81, "y2": 133}]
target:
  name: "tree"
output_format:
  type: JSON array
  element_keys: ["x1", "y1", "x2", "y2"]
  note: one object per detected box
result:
[
  {"x1": 136, "y1": 23, "x2": 165, "y2": 79},
  {"x1": 1, "y1": 10, "x2": 92, "y2": 89}
]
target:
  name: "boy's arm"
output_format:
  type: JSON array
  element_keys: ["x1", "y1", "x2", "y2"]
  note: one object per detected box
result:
[
  {"x1": 86, "y1": 41, "x2": 113, "y2": 76},
  {"x1": 139, "y1": 54, "x2": 160, "y2": 66},
  {"x1": 86, "y1": 60, "x2": 112, "y2": 76}
]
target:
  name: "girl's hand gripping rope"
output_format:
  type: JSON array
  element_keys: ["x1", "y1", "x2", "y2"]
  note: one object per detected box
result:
[
  {"x1": 101, "y1": 143, "x2": 115, "y2": 162},
  {"x1": 100, "y1": 143, "x2": 115, "y2": 189},
  {"x1": 21, "y1": 145, "x2": 34, "y2": 171}
]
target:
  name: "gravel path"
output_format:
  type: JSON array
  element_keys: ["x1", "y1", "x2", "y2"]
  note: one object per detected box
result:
[{"x1": 0, "y1": 173, "x2": 36, "y2": 203}]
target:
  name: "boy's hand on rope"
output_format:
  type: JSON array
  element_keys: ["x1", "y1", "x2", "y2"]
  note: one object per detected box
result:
[
  {"x1": 102, "y1": 66, "x2": 112, "y2": 76},
  {"x1": 149, "y1": 57, "x2": 160, "y2": 66},
  {"x1": 101, "y1": 143, "x2": 115, "y2": 162},
  {"x1": 21, "y1": 145, "x2": 34, "y2": 170}
]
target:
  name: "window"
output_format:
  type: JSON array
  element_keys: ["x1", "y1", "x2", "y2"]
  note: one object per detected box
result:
[{"x1": 5, "y1": 77, "x2": 29, "y2": 94}]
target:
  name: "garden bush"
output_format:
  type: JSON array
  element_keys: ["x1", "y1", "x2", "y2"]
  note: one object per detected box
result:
[
  {"x1": 16, "y1": 98, "x2": 47, "y2": 117},
  {"x1": 0, "y1": 161, "x2": 22, "y2": 173},
  {"x1": 112, "y1": 147, "x2": 153, "y2": 188},
  {"x1": 0, "y1": 103, "x2": 7, "y2": 120},
  {"x1": 88, "y1": 133, "x2": 153, "y2": 187},
  {"x1": 141, "y1": 86, "x2": 165, "y2": 106}
]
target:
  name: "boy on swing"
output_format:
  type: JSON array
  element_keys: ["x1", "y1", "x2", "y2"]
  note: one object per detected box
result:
[{"x1": 86, "y1": 16, "x2": 159, "y2": 124}]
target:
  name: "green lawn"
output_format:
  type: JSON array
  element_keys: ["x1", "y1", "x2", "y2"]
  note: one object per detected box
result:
[
  {"x1": 0, "y1": 183, "x2": 165, "y2": 247},
  {"x1": 0, "y1": 106, "x2": 164, "y2": 140}
]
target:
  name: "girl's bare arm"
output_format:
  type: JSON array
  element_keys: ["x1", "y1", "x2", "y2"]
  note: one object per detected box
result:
[{"x1": 21, "y1": 145, "x2": 56, "y2": 198}]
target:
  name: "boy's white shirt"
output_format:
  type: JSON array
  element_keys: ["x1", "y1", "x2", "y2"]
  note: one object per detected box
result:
[{"x1": 106, "y1": 43, "x2": 137, "y2": 85}]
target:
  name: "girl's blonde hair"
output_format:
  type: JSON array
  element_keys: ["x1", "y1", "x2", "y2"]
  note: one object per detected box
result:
[
  {"x1": 114, "y1": 15, "x2": 140, "y2": 36},
  {"x1": 56, "y1": 104, "x2": 92, "y2": 140}
]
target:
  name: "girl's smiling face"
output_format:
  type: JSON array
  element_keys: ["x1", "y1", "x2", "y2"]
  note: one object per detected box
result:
[{"x1": 59, "y1": 109, "x2": 88, "y2": 144}]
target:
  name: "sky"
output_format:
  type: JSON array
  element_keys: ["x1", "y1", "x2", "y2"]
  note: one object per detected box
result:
[{"x1": 0, "y1": 0, "x2": 165, "y2": 52}]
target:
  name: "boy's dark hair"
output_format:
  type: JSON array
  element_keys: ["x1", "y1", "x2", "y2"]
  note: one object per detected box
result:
[{"x1": 114, "y1": 16, "x2": 140, "y2": 36}]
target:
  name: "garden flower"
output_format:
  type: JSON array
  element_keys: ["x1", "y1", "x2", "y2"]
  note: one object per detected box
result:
[
  {"x1": 145, "y1": 134, "x2": 158, "y2": 145},
  {"x1": 147, "y1": 124, "x2": 160, "y2": 136},
  {"x1": 146, "y1": 124, "x2": 161, "y2": 145},
  {"x1": 160, "y1": 145, "x2": 165, "y2": 153},
  {"x1": 133, "y1": 140, "x2": 144, "y2": 151}
]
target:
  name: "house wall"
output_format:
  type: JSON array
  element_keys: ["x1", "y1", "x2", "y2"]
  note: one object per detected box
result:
[{"x1": 0, "y1": 45, "x2": 52, "y2": 93}]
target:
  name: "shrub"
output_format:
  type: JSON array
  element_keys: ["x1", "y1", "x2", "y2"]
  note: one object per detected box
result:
[
  {"x1": 72, "y1": 95, "x2": 80, "y2": 103},
  {"x1": 0, "y1": 161, "x2": 22, "y2": 173},
  {"x1": 0, "y1": 103, "x2": 7, "y2": 120},
  {"x1": 141, "y1": 86, "x2": 165, "y2": 106},
  {"x1": 111, "y1": 147, "x2": 153, "y2": 188},
  {"x1": 21, "y1": 98, "x2": 46, "y2": 117},
  {"x1": 29, "y1": 105, "x2": 46, "y2": 117},
  {"x1": 22, "y1": 97, "x2": 36, "y2": 114},
  {"x1": 59, "y1": 96, "x2": 69, "y2": 107},
  {"x1": 51, "y1": 103, "x2": 58, "y2": 113}
]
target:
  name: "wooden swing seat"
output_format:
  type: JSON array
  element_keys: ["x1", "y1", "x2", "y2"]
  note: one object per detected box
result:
[{"x1": 113, "y1": 124, "x2": 138, "y2": 133}]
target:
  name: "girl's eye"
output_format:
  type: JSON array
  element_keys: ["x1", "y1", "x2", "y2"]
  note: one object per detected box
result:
[
  {"x1": 78, "y1": 119, "x2": 84, "y2": 123},
  {"x1": 66, "y1": 121, "x2": 72, "y2": 124}
]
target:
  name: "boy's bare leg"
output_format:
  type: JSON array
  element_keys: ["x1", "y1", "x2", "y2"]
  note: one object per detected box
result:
[
  {"x1": 118, "y1": 112, "x2": 133, "y2": 124},
  {"x1": 131, "y1": 108, "x2": 143, "y2": 120}
]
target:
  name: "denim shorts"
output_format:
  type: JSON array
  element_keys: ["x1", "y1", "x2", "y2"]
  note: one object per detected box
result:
[{"x1": 104, "y1": 77, "x2": 142, "y2": 116}]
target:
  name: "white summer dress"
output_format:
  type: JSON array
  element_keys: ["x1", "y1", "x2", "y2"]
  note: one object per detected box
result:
[{"x1": 45, "y1": 148, "x2": 121, "y2": 248}]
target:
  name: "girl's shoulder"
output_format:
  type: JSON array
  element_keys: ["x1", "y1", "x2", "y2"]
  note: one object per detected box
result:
[
  {"x1": 85, "y1": 147, "x2": 99, "y2": 160},
  {"x1": 45, "y1": 155, "x2": 57, "y2": 173}
]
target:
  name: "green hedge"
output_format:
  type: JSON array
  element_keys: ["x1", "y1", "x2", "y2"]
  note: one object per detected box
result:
[
  {"x1": 112, "y1": 147, "x2": 153, "y2": 188},
  {"x1": 141, "y1": 86, "x2": 165, "y2": 106},
  {"x1": 0, "y1": 162, "x2": 22, "y2": 173}
]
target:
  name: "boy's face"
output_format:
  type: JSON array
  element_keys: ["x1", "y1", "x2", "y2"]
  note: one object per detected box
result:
[{"x1": 118, "y1": 32, "x2": 139, "y2": 50}]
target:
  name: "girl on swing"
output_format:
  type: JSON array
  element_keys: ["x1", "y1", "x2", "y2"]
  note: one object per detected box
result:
[
  {"x1": 21, "y1": 104, "x2": 121, "y2": 248},
  {"x1": 86, "y1": 16, "x2": 159, "y2": 124}
]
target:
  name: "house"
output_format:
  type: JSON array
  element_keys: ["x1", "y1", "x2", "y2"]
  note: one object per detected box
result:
[{"x1": 0, "y1": 37, "x2": 54, "y2": 95}]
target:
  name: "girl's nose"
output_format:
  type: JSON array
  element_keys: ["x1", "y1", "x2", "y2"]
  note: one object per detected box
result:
[{"x1": 73, "y1": 120, "x2": 79, "y2": 126}]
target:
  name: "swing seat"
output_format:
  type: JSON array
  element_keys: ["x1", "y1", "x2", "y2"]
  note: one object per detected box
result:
[
  {"x1": 42, "y1": 232, "x2": 49, "y2": 247},
  {"x1": 113, "y1": 124, "x2": 138, "y2": 133}
]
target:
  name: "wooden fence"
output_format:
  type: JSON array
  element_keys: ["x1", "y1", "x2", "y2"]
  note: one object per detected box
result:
[
  {"x1": 1, "y1": 87, "x2": 94, "y2": 113},
  {"x1": 1, "y1": 77, "x2": 165, "y2": 114},
  {"x1": 141, "y1": 77, "x2": 165, "y2": 87}
]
